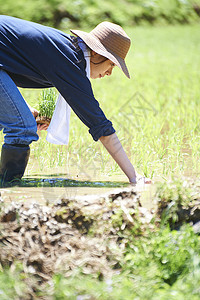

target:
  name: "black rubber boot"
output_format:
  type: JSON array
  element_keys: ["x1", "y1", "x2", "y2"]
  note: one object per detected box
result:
[{"x1": 0, "y1": 143, "x2": 30, "y2": 183}]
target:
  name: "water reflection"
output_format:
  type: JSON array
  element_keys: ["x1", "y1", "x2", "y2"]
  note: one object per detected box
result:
[
  {"x1": 0, "y1": 176, "x2": 156, "y2": 209},
  {"x1": 0, "y1": 176, "x2": 129, "y2": 205},
  {"x1": 1, "y1": 176, "x2": 128, "y2": 188}
]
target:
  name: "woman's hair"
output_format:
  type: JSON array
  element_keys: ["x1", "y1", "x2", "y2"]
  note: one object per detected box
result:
[
  {"x1": 70, "y1": 35, "x2": 108, "y2": 64},
  {"x1": 70, "y1": 36, "x2": 82, "y2": 52}
]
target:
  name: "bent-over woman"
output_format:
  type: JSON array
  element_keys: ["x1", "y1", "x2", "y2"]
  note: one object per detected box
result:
[{"x1": 0, "y1": 15, "x2": 149, "y2": 184}]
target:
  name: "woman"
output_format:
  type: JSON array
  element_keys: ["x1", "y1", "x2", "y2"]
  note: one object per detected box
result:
[{"x1": 0, "y1": 15, "x2": 149, "y2": 184}]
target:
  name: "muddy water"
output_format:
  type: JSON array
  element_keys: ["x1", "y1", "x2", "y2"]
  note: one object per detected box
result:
[
  {"x1": 0, "y1": 186, "x2": 118, "y2": 205},
  {"x1": 0, "y1": 174, "x2": 156, "y2": 209},
  {"x1": 0, "y1": 170, "x2": 155, "y2": 208}
]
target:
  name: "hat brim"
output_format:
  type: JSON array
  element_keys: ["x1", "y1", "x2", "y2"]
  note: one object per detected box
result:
[{"x1": 70, "y1": 29, "x2": 130, "y2": 79}]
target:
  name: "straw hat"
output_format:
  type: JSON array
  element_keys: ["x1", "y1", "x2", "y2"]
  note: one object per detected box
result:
[{"x1": 70, "y1": 21, "x2": 131, "y2": 78}]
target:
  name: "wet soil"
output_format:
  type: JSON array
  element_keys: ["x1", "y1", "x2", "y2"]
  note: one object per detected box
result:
[{"x1": 36, "y1": 116, "x2": 51, "y2": 125}]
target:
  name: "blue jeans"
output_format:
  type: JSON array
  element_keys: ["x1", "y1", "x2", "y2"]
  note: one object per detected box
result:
[{"x1": 0, "y1": 69, "x2": 39, "y2": 145}]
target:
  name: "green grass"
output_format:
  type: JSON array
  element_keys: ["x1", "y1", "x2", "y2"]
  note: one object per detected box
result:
[
  {"x1": 0, "y1": 263, "x2": 31, "y2": 299},
  {"x1": 50, "y1": 226, "x2": 200, "y2": 300},
  {"x1": 1, "y1": 225, "x2": 199, "y2": 299},
  {"x1": 0, "y1": 24, "x2": 200, "y2": 181}
]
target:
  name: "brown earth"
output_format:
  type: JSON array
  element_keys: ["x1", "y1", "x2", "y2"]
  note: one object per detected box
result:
[
  {"x1": 36, "y1": 116, "x2": 51, "y2": 125},
  {"x1": 0, "y1": 187, "x2": 154, "y2": 296},
  {"x1": 0, "y1": 183, "x2": 199, "y2": 298}
]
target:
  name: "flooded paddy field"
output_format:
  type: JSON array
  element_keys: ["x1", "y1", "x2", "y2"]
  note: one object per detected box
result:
[{"x1": 0, "y1": 173, "x2": 156, "y2": 211}]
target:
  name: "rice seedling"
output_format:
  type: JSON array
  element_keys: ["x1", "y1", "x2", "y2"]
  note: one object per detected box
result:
[{"x1": 36, "y1": 88, "x2": 57, "y2": 125}]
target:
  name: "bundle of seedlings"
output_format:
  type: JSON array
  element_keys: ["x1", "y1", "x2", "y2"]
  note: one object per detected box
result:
[{"x1": 36, "y1": 88, "x2": 57, "y2": 125}]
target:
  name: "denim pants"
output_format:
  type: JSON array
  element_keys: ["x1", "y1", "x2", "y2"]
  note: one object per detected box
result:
[{"x1": 0, "y1": 69, "x2": 39, "y2": 145}]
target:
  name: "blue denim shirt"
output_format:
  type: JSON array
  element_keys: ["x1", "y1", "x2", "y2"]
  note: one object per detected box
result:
[{"x1": 0, "y1": 15, "x2": 115, "y2": 141}]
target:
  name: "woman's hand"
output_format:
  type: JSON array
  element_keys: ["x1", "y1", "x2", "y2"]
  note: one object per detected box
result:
[
  {"x1": 29, "y1": 106, "x2": 49, "y2": 131},
  {"x1": 29, "y1": 106, "x2": 39, "y2": 119},
  {"x1": 137, "y1": 174, "x2": 152, "y2": 184},
  {"x1": 129, "y1": 174, "x2": 152, "y2": 185},
  {"x1": 129, "y1": 177, "x2": 137, "y2": 185},
  {"x1": 37, "y1": 123, "x2": 49, "y2": 131}
]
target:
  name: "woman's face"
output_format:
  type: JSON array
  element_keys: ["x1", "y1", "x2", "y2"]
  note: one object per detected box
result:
[{"x1": 90, "y1": 51, "x2": 115, "y2": 79}]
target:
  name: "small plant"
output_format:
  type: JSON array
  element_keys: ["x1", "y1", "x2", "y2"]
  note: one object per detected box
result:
[
  {"x1": 0, "y1": 263, "x2": 31, "y2": 299},
  {"x1": 36, "y1": 89, "x2": 57, "y2": 125},
  {"x1": 155, "y1": 178, "x2": 200, "y2": 228}
]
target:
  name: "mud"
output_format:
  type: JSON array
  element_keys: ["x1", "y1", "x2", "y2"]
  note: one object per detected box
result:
[
  {"x1": 0, "y1": 187, "x2": 154, "y2": 296},
  {"x1": 36, "y1": 116, "x2": 51, "y2": 125}
]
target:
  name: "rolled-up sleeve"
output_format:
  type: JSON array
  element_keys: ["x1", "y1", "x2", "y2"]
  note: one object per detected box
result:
[{"x1": 89, "y1": 120, "x2": 115, "y2": 141}]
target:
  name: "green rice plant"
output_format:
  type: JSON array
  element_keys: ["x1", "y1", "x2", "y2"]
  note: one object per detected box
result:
[{"x1": 38, "y1": 88, "x2": 57, "y2": 119}]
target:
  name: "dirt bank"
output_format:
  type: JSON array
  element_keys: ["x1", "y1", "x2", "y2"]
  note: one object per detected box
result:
[
  {"x1": 0, "y1": 181, "x2": 199, "y2": 299},
  {"x1": 0, "y1": 188, "x2": 153, "y2": 296}
]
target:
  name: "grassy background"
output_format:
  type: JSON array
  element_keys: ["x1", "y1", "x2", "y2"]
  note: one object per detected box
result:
[
  {"x1": 1, "y1": 0, "x2": 200, "y2": 28},
  {"x1": 1, "y1": 24, "x2": 198, "y2": 182}
]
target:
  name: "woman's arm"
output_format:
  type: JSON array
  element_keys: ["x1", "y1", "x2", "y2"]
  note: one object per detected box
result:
[{"x1": 99, "y1": 133, "x2": 137, "y2": 183}]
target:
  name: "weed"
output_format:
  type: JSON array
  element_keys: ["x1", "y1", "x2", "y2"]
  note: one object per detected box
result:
[
  {"x1": 49, "y1": 225, "x2": 200, "y2": 299},
  {"x1": 155, "y1": 178, "x2": 200, "y2": 228},
  {"x1": 0, "y1": 263, "x2": 34, "y2": 299}
]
